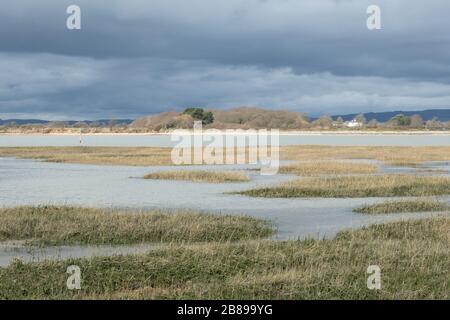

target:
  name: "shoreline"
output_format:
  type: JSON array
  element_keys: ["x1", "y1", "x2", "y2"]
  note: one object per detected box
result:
[{"x1": 1, "y1": 130, "x2": 450, "y2": 136}]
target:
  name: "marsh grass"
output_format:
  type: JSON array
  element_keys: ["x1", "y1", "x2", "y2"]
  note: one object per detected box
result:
[
  {"x1": 144, "y1": 170, "x2": 249, "y2": 183},
  {"x1": 0, "y1": 217, "x2": 448, "y2": 299},
  {"x1": 354, "y1": 199, "x2": 450, "y2": 214},
  {"x1": 0, "y1": 147, "x2": 174, "y2": 166},
  {"x1": 0, "y1": 206, "x2": 273, "y2": 246},
  {"x1": 281, "y1": 145, "x2": 450, "y2": 167},
  {"x1": 0, "y1": 147, "x2": 265, "y2": 167},
  {"x1": 3, "y1": 146, "x2": 450, "y2": 167},
  {"x1": 235, "y1": 175, "x2": 450, "y2": 198},
  {"x1": 280, "y1": 161, "x2": 379, "y2": 176}
]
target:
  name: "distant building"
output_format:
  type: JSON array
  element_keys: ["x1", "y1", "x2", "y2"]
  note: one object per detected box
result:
[{"x1": 345, "y1": 119, "x2": 363, "y2": 128}]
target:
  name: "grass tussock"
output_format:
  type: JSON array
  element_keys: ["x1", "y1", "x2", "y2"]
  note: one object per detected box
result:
[
  {"x1": 235, "y1": 175, "x2": 450, "y2": 198},
  {"x1": 144, "y1": 170, "x2": 249, "y2": 183},
  {"x1": 280, "y1": 161, "x2": 379, "y2": 176},
  {"x1": 0, "y1": 217, "x2": 448, "y2": 299},
  {"x1": 354, "y1": 199, "x2": 450, "y2": 214},
  {"x1": 0, "y1": 206, "x2": 273, "y2": 246}
]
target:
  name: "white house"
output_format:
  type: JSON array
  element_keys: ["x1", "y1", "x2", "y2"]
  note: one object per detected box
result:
[{"x1": 345, "y1": 119, "x2": 363, "y2": 128}]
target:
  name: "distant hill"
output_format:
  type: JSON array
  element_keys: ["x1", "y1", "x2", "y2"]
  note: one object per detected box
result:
[
  {"x1": 0, "y1": 119, "x2": 49, "y2": 125},
  {"x1": 0, "y1": 119, "x2": 134, "y2": 126},
  {"x1": 333, "y1": 109, "x2": 450, "y2": 122}
]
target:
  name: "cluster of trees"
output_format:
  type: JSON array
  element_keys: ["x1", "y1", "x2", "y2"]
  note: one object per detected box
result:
[
  {"x1": 130, "y1": 107, "x2": 310, "y2": 131},
  {"x1": 211, "y1": 107, "x2": 309, "y2": 129},
  {"x1": 334, "y1": 113, "x2": 450, "y2": 130},
  {"x1": 182, "y1": 108, "x2": 214, "y2": 125},
  {"x1": 130, "y1": 108, "x2": 214, "y2": 131},
  {"x1": 304, "y1": 113, "x2": 450, "y2": 130}
]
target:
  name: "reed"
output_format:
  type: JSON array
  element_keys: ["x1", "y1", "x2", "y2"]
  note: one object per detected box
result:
[
  {"x1": 0, "y1": 206, "x2": 272, "y2": 245},
  {"x1": 280, "y1": 161, "x2": 379, "y2": 176},
  {"x1": 1, "y1": 217, "x2": 448, "y2": 300},
  {"x1": 354, "y1": 199, "x2": 450, "y2": 214},
  {"x1": 144, "y1": 170, "x2": 249, "y2": 183},
  {"x1": 235, "y1": 175, "x2": 450, "y2": 198}
]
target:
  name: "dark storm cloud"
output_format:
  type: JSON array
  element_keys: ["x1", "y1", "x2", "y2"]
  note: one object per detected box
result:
[{"x1": 0, "y1": 0, "x2": 450, "y2": 119}]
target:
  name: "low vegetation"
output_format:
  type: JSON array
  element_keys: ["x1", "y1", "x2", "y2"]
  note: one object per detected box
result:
[
  {"x1": 0, "y1": 147, "x2": 173, "y2": 166},
  {"x1": 2, "y1": 146, "x2": 450, "y2": 167},
  {"x1": 0, "y1": 146, "x2": 269, "y2": 167},
  {"x1": 280, "y1": 161, "x2": 379, "y2": 176},
  {"x1": 144, "y1": 170, "x2": 249, "y2": 183},
  {"x1": 1, "y1": 217, "x2": 448, "y2": 299},
  {"x1": 235, "y1": 175, "x2": 450, "y2": 198},
  {"x1": 354, "y1": 199, "x2": 450, "y2": 214},
  {"x1": 210, "y1": 107, "x2": 310, "y2": 129},
  {"x1": 281, "y1": 145, "x2": 450, "y2": 167},
  {"x1": 0, "y1": 206, "x2": 273, "y2": 246}
]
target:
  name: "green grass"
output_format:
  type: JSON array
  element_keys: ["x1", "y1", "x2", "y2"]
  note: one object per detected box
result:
[
  {"x1": 354, "y1": 199, "x2": 450, "y2": 214},
  {"x1": 0, "y1": 217, "x2": 448, "y2": 299},
  {"x1": 0, "y1": 206, "x2": 273, "y2": 246},
  {"x1": 144, "y1": 170, "x2": 249, "y2": 183},
  {"x1": 234, "y1": 175, "x2": 450, "y2": 198}
]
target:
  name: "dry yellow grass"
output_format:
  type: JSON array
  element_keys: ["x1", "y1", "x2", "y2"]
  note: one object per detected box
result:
[
  {"x1": 280, "y1": 161, "x2": 379, "y2": 176},
  {"x1": 354, "y1": 199, "x2": 450, "y2": 214},
  {"x1": 280, "y1": 145, "x2": 450, "y2": 167},
  {"x1": 0, "y1": 147, "x2": 173, "y2": 166},
  {"x1": 1, "y1": 146, "x2": 450, "y2": 167},
  {"x1": 237, "y1": 175, "x2": 450, "y2": 198},
  {"x1": 144, "y1": 170, "x2": 249, "y2": 183},
  {"x1": 0, "y1": 146, "x2": 262, "y2": 167}
]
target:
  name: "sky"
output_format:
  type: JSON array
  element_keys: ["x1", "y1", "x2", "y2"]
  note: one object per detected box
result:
[{"x1": 1, "y1": 0, "x2": 450, "y2": 120}]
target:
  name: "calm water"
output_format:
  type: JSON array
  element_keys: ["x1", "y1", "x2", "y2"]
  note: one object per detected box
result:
[
  {"x1": 1, "y1": 157, "x2": 449, "y2": 241},
  {"x1": 1, "y1": 133, "x2": 450, "y2": 147},
  {"x1": 1, "y1": 142, "x2": 449, "y2": 266},
  {"x1": 0, "y1": 242, "x2": 161, "y2": 268}
]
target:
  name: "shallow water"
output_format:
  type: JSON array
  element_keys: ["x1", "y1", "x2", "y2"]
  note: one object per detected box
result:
[
  {"x1": 0, "y1": 242, "x2": 160, "y2": 268},
  {"x1": 1, "y1": 157, "x2": 448, "y2": 239},
  {"x1": 1, "y1": 133, "x2": 450, "y2": 147},
  {"x1": 0, "y1": 157, "x2": 449, "y2": 266}
]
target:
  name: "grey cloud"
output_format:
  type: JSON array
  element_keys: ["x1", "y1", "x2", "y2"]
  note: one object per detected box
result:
[
  {"x1": 2, "y1": 0, "x2": 450, "y2": 78},
  {"x1": 0, "y1": 1, "x2": 449, "y2": 119},
  {"x1": 1, "y1": 54, "x2": 450, "y2": 120}
]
